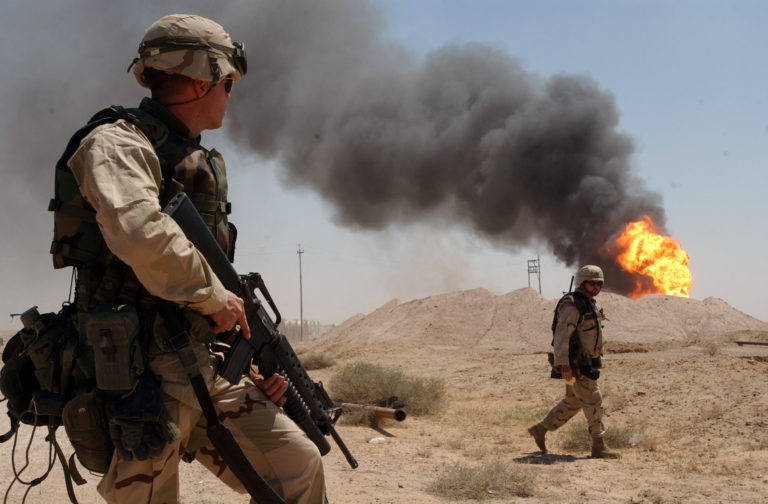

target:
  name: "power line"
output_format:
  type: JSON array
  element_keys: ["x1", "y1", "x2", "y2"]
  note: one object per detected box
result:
[
  {"x1": 527, "y1": 256, "x2": 541, "y2": 294},
  {"x1": 297, "y1": 244, "x2": 304, "y2": 341}
]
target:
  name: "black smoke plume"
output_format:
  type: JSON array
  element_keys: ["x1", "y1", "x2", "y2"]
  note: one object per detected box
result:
[
  {"x1": 0, "y1": 0, "x2": 664, "y2": 305},
  {"x1": 225, "y1": 0, "x2": 666, "y2": 294}
]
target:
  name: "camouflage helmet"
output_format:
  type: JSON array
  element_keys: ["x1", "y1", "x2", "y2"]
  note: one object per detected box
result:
[
  {"x1": 129, "y1": 14, "x2": 247, "y2": 88},
  {"x1": 575, "y1": 265, "x2": 604, "y2": 286}
]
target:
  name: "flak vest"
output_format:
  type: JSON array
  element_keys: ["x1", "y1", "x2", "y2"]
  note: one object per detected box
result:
[
  {"x1": 49, "y1": 97, "x2": 236, "y2": 353},
  {"x1": 552, "y1": 290, "x2": 603, "y2": 358}
]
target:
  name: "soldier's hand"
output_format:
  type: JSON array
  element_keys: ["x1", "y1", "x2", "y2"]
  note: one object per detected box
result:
[
  {"x1": 561, "y1": 364, "x2": 574, "y2": 384},
  {"x1": 209, "y1": 290, "x2": 251, "y2": 340},
  {"x1": 250, "y1": 367, "x2": 288, "y2": 408}
]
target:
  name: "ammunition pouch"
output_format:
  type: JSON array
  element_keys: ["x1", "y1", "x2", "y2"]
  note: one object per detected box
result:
[
  {"x1": 578, "y1": 362, "x2": 600, "y2": 381},
  {"x1": 573, "y1": 354, "x2": 600, "y2": 381},
  {"x1": 62, "y1": 389, "x2": 113, "y2": 473},
  {"x1": 85, "y1": 303, "x2": 144, "y2": 393},
  {"x1": 547, "y1": 352, "x2": 601, "y2": 381}
]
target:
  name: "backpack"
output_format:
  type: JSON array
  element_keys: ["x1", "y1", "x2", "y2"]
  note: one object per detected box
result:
[{"x1": 0, "y1": 303, "x2": 101, "y2": 503}]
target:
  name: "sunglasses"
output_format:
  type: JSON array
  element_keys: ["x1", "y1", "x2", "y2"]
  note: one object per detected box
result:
[
  {"x1": 585, "y1": 281, "x2": 603, "y2": 287},
  {"x1": 223, "y1": 79, "x2": 234, "y2": 94}
]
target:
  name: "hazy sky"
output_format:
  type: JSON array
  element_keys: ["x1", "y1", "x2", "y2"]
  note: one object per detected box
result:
[{"x1": 1, "y1": 0, "x2": 766, "y2": 329}]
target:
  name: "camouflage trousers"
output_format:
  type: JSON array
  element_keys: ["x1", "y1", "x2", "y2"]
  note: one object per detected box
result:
[
  {"x1": 539, "y1": 376, "x2": 605, "y2": 437},
  {"x1": 96, "y1": 373, "x2": 326, "y2": 504}
]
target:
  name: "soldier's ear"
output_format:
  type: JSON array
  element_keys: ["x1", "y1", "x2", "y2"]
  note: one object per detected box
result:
[{"x1": 192, "y1": 80, "x2": 211, "y2": 98}]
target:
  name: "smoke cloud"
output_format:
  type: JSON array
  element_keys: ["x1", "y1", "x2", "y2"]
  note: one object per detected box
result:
[
  {"x1": 225, "y1": 0, "x2": 666, "y2": 294},
  {"x1": 0, "y1": 0, "x2": 664, "y2": 309}
]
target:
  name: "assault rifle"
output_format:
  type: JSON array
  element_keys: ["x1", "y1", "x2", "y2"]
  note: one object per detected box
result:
[{"x1": 163, "y1": 192, "x2": 358, "y2": 469}]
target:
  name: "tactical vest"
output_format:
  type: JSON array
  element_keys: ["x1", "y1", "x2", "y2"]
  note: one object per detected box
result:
[
  {"x1": 49, "y1": 98, "x2": 236, "y2": 329},
  {"x1": 551, "y1": 290, "x2": 603, "y2": 357},
  {"x1": 50, "y1": 98, "x2": 234, "y2": 270}
]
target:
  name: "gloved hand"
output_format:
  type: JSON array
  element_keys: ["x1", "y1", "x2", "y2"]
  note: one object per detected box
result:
[{"x1": 108, "y1": 370, "x2": 180, "y2": 461}]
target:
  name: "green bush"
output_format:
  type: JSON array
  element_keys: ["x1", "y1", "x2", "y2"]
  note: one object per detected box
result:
[{"x1": 328, "y1": 361, "x2": 446, "y2": 416}]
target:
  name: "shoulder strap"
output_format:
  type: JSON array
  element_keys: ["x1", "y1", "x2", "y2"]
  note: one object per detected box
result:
[{"x1": 88, "y1": 105, "x2": 169, "y2": 149}]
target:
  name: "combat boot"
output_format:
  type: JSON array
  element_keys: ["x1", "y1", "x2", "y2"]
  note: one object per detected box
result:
[
  {"x1": 591, "y1": 436, "x2": 620, "y2": 459},
  {"x1": 527, "y1": 423, "x2": 548, "y2": 453}
]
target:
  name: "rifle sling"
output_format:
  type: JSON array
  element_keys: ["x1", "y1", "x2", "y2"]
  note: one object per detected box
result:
[{"x1": 159, "y1": 304, "x2": 286, "y2": 504}]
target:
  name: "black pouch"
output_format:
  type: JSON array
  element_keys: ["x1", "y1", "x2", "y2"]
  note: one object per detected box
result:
[{"x1": 62, "y1": 389, "x2": 113, "y2": 474}]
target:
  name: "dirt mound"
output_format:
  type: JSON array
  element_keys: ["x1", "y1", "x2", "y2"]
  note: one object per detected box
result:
[{"x1": 318, "y1": 288, "x2": 768, "y2": 352}]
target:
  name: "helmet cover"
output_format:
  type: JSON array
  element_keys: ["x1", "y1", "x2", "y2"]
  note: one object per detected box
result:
[
  {"x1": 575, "y1": 265, "x2": 604, "y2": 287},
  {"x1": 130, "y1": 14, "x2": 246, "y2": 88}
]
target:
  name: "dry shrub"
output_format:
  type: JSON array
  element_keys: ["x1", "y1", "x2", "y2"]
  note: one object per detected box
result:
[
  {"x1": 630, "y1": 489, "x2": 667, "y2": 504},
  {"x1": 602, "y1": 385, "x2": 630, "y2": 412},
  {"x1": 605, "y1": 422, "x2": 655, "y2": 450},
  {"x1": 701, "y1": 404, "x2": 724, "y2": 421},
  {"x1": 560, "y1": 419, "x2": 654, "y2": 452},
  {"x1": 427, "y1": 460, "x2": 536, "y2": 500},
  {"x1": 604, "y1": 341, "x2": 648, "y2": 354},
  {"x1": 337, "y1": 408, "x2": 371, "y2": 426},
  {"x1": 328, "y1": 361, "x2": 446, "y2": 416},
  {"x1": 300, "y1": 351, "x2": 336, "y2": 370},
  {"x1": 456, "y1": 403, "x2": 549, "y2": 427},
  {"x1": 702, "y1": 340, "x2": 721, "y2": 356},
  {"x1": 559, "y1": 418, "x2": 591, "y2": 452},
  {"x1": 446, "y1": 436, "x2": 464, "y2": 450}
]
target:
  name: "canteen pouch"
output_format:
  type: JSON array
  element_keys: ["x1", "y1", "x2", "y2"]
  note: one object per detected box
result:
[
  {"x1": 62, "y1": 389, "x2": 113, "y2": 474},
  {"x1": 85, "y1": 303, "x2": 144, "y2": 392}
]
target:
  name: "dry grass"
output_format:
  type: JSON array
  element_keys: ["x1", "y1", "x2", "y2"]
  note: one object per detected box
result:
[
  {"x1": 558, "y1": 417, "x2": 655, "y2": 453},
  {"x1": 453, "y1": 402, "x2": 550, "y2": 427},
  {"x1": 426, "y1": 460, "x2": 536, "y2": 500},
  {"x1": 299, "y1": 351, "x2": 337, "y2": 370},
  {"x1": 604, "y1": 341, "x2": 649, "y2": 353}
]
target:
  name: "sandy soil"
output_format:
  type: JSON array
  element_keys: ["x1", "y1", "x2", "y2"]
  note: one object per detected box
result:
[{"x1": 1, "y1": 288, "x2": 767, "y2": 503}]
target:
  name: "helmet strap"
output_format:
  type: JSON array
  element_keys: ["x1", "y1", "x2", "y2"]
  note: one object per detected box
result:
[{"x1": 162, "y1": 81, "x2": 217, "y2": 107}]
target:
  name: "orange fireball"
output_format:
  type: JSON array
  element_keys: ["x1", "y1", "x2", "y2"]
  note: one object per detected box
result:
[{"x1": 614, "y1": 216, "x2": 692, "y2": 299}]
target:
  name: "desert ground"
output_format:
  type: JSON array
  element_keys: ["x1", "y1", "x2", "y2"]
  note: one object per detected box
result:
[{"x1": 1, "y1": 287, "x2": 767, "y2": 503}]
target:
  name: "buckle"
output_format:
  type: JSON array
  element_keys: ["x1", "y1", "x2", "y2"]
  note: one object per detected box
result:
[{"x1": 167, "y1": 329, "x2": 190, "y2": 352}]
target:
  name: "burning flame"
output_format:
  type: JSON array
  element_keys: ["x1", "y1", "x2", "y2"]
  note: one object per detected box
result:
[{"x1": 614, "y1": 216, "x2": 692, "y2": 299}]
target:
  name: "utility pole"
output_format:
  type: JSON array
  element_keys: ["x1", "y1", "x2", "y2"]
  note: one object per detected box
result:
[
  {"x1": 297, "y1": 244, "x2": 304, "y2": 341},
  {"x1": 527, "y1": 256, "x2": 542, "y2": 294}
]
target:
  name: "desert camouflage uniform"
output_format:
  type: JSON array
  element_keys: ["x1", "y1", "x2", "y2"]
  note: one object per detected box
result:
[
  {"x1": 540, "y1": 287, "x2": 606, "y2": 437},
  {"x1": 67, "y1": 99, "x2": 325, "y2": 504}
]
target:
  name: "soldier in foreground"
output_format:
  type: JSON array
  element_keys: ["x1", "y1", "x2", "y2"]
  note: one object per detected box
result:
[
  {"x1": 54, "y1": 14, "x2": 325, "y2": 503},
  {"x1": 527, "y1": 265, "x2": 620, "y2": 459}
]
